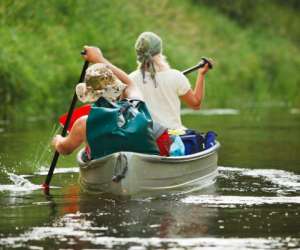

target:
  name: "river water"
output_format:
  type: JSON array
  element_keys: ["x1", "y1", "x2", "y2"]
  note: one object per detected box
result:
[{"x1": 0, "y1": 107, "x2": 299, "y2": 249}]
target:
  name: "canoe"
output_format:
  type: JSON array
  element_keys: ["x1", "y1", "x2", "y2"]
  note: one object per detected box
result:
[{"x1": 77, "y1": 141, "x2": 220, "y2": 197}]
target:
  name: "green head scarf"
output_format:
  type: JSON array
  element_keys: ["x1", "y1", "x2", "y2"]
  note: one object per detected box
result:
[{"x1": 135, "y1": 32, "x2": 162, "y2": 87}]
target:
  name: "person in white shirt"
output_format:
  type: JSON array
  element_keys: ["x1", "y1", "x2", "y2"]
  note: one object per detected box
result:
[
  {"x1": 130, "y1": 32, "x2": 212, "y2": 129},
  {"x1": 83, "y1": 32, "x2": 212, "y2": 129}
]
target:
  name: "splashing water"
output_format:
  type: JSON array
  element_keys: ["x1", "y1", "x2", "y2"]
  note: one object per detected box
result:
[
  {"x1": 0, "y1": 165, "x2": 79, "y2": 194},
  {"x1": 0, "y1": 171, "x2": 41, "y2": 193},
  {"x1": 32, "y1": 124, "x2": 61, "y2": 170}
]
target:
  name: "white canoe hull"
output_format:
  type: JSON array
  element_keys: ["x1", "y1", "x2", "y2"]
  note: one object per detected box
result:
[{"x1": 77, "y1": 142, "x2": 220, "y2": 197}]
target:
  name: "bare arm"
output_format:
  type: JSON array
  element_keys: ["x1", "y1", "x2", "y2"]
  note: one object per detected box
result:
[
  {"x1": 180, "y1": 63, "x2": 210, "y2": 110},
  {"x1": 82, "y1": 46, "x2": 142, "y2": 100},
  {"x1": 52, "y1": 116, "x2": 87, "y2": 155}
]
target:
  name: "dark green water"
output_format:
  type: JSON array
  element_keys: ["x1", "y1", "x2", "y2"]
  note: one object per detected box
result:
[{"x1": 0, "y1": 107, "x2": 299, "y2": 249}]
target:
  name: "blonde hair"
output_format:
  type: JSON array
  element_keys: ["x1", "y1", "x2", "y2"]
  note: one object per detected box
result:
[{"x1": 137, "y1": 53, "x2": 170, "y2": 72}]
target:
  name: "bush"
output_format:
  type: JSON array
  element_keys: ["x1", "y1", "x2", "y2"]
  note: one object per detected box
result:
[{"x1": 0, "y1": 0, "x2": 299, "y2": 119}]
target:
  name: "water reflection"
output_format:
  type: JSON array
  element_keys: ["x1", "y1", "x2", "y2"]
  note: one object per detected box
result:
[
  {"x1": 0, "y1": 166, "x2": 300, "y2": 249},
  {"x1": 1, "y1": 107, "x2": 300, "y2": 249}
]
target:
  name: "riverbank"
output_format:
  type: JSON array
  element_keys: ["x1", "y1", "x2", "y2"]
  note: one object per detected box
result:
[{"x1": 1, "y1": 0, "x2": 299, "y2": 119}]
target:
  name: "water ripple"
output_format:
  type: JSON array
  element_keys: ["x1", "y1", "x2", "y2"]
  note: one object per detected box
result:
[
  {"x1": 34, "y1": 166, "x2": 79, "y2": 176},
  {"x1": 181, "y1": 195, "x2": 300, "y2": 207},
  {"x1": 181, "y1": 108, "x2": 239, "y2": 116},
  {"x1": 218, "y1": 166, "x2": 300, "y2": 192},
  {"x1": 0, "y1": 232, "x2": 299, "y2": 250},
  {"x1": 290, "y1": 108, "x2": 300, "y2": 115}
]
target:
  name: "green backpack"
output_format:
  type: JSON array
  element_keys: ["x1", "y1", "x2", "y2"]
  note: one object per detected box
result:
[{"x1": 86, "y1": 97, "x2": 159, "y2": 159}]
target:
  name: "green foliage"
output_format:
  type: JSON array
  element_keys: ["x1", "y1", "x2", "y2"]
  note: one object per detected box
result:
[
  {"x1": 0, "y1": 0, "x2": 299, "y2": 119},
  {"x1": 195, "y1": 0, "x2": 300, "y2": 46}
]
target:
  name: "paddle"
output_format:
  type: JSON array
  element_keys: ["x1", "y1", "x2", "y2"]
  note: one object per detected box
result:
[
  {"x1": 59, "y1": 58, "x2": 213, "y2": 131},
  {"x1": 42, "y1": 60, "x2": 89, "y2": 194},
  {"x1": 182, "y1": 57, "x2": 213, "y2": 75}
]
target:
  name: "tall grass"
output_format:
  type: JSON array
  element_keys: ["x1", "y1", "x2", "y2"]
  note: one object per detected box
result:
[{"x1": 0, "y1": 0, "x2": 299, "y2": 119}]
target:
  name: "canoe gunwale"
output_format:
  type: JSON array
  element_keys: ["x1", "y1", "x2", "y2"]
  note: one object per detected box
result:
[{"x1": 77, "y1": 141, "x2": 220, "y2": 168}]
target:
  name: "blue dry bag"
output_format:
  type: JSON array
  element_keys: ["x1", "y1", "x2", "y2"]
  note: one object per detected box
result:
[{"x1": 204, "y1": 131, "x2": 217, "y2": 149}]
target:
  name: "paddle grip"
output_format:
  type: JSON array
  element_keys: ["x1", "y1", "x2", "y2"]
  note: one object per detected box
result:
[
  {"x1": 182, "y1": 58, "x2": 213, "y2": 75},
  {"x1": 201, "y1": 57, "x2": 213, "y2": 69}
]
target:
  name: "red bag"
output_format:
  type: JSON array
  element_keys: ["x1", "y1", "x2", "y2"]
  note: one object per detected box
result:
[{"x1": 156, "y1": 130, "x2": 172, "y2": 156}]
